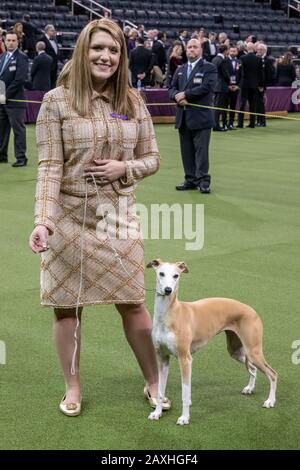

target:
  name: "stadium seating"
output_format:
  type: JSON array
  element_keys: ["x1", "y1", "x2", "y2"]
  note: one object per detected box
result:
[
  {"x1": 0, "y1": 0, "x2": 299, "y2": 53},
  {"x1": 109, "y1": 0, "x2": 300, "y2": 47}
]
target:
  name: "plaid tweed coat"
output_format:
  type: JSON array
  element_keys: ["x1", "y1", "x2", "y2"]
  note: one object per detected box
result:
[{"x1": 34, "y1": 86, "x2": 160, "y2": 307}]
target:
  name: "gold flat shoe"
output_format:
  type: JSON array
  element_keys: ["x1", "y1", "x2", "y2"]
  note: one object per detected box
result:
[
  {"x1": 143, "y1": 386, "x2": 171, "y2": 410},
  {"x1": 59, "y1": 394, "x2": 82, "y2": 417}
]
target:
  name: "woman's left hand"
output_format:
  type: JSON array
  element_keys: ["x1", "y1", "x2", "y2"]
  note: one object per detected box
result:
[{"x1": 84, "y1": 159, "x2": 126, "y2": 183}]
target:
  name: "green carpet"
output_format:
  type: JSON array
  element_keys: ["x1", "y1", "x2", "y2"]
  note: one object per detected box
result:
[{"x1": 0, "y1": 117, "x2": 300, "y2": 450}]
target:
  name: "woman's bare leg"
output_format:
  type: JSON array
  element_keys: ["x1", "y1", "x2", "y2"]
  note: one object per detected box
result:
[
  {"x1": 115, "y1": 303, "x2": 158, "y2": 397},
  {"x1": 53, "y1": 307, "x2": 82, "y2": 404}
]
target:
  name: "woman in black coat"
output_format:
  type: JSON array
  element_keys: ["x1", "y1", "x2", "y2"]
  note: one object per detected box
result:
[{"x1": 276, "y1": 52, "x2": 296, "y2": 86}]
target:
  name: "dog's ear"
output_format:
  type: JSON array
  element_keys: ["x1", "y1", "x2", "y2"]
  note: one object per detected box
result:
[
  {"x1": 146, "y1": 259, "x2": 162, "y2": 269},
  {"x1": 176, "y1": 261, "x2": 189, "y2": 273}
]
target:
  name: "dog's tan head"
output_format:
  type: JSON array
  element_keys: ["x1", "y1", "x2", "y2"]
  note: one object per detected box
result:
[{"x1": 147, "y1": 259, "x2": 189, "y2": 296}]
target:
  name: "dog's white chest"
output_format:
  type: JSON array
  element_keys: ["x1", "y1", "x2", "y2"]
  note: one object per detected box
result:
[
  {"x1": 152, "y1": 296, "x2": 178, "y2": 357},
  {"x1": 152, "y1": 321, "x2": 177, "y2": 357}
]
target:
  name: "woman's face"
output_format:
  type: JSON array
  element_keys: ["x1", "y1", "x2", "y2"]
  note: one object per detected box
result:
[
  {"x1": 89, "y1": 30, "x2": 121, "y2": 88},
  {"x1": 174, "y1": 45, "x2": 182, "y2": 56}
]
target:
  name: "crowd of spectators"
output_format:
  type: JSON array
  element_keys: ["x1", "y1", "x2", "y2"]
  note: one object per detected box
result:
[
  {"x1": 124, "y1": 25, "x2": 299, "y2": 90},
  {"x1": 0, "y1": 15, "x2": 60, "y2": 91},
  {"x1": 0, "y1": 12, "x2": 299, "y2": 169},
  {"x1": 0, "y1": 15, "x2": 299, "y2": 93}
]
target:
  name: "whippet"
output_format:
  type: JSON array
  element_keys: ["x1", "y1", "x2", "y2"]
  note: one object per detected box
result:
[{"x1": 147, "y1": 259, "x2": 277, "y2": 425}]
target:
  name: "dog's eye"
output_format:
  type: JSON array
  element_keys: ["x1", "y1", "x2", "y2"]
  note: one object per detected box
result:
[
  {"x1": 173, "y1": 274, "x2": 179, "y2": 279},
  {"x1": 159, "y1": 272, "x2": 165, "y2": 277}
]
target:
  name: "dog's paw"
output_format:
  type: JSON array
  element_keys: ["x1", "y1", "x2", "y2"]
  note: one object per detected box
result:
[
  {"x1": 148, "y1": 410, "x2": 162, "y2": 421},
  {"x1": 176, "y1": 415, "x2": 189, "y2": 426},
  {"x1": 263, "y1": 398, "x2": 276, "y2": 409},
  {"x1": 241, "y1": 385, "x2": 254, "y2": 395}
]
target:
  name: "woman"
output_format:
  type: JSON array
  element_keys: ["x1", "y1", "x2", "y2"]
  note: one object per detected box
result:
[
  {"x1": 0, "y1": 27, "x2": 6, "y2": 54},
  {"x1": 127, "y1": 28, "x2": 138, "y2": 53},
  {"x1": 11, "y1": 22, "x2": 25, "y2": 51},
  {"x1": 276, "y1": 52, "x2": 296, "y2": 86},
  {"x1": 169, "y1": 43, "x2": 183, "y2": 83},
  {"x1": 29, "y1": 19, "x2": 170, "y2": 416}
]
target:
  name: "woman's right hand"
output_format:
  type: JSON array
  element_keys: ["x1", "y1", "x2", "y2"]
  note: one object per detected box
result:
[{"x1": 29, "y1": 225, "x2": 50, "y2": 254}]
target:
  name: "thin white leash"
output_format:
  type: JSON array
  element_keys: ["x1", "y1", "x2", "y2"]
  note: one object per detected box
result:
[
  {"x1": 70, "y1": 181, "x2": 89, "y2": 375},
  {"x1": 70, "y1": 175, "x2": 155, "y2": 375}
]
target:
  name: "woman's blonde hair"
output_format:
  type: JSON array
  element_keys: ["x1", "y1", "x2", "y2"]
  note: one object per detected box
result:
[
  {"x1": 281, "y1": 51, "x2": 293, "y2": 66},
  {"x1": 57, "y1": 19, "x2": 136, "y2": 118},
  {"x1": 170, "y1": 44, "x2": 183, "y2": 59}
]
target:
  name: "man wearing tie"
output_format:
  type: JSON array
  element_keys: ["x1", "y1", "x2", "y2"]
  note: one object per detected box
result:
[
  {"x1": 222, "y1": 45, "x2": 241, "y2": 129},
  {"x1": 202, "y1": 31, "x2": 217, "y2": 62},
  {"x1": 169, "y1": 38, "x2": 217, "y2": 193},
  {"x1": 0, "y1": 32, "x2": 29, "y2": 166},
  {"x1": 40, "y1": 24, "x2": 59, "y2": 89}
]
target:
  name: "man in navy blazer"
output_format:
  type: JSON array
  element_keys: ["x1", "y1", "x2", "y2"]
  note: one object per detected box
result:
[
  {"x1": 31, "y1": 41, "x2": 53, "y2": 91},
  {"x1": 0, "y1": 32, "x2": 29, "y2": 166},
  {"x1": 169, "y1": 38, "x2": 217, "y2": 193}
]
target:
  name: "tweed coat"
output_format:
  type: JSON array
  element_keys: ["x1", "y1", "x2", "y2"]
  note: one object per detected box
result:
[{"x1": 34, "y1": 86, "x2": 160, "y2": 307}]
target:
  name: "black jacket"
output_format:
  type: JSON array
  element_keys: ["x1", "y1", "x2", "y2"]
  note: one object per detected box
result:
[
  {"x1": 169, "y1": 59, "x2": 217, "y2": 130},
  {"x1": 0, "y1": 49, "x2": 29, "y2": 107},
  {"x1": 261, "y1": 56, "x2": 276, "y2": 87},
  {"x1": 152, "y1": 40, "x2": 167, "y2": 74},
  {"x1": 222, "y1": 57, "x2": 242, "y2": 88},
  {"x1": 31, "y1": 52, "x2": 53, "y2": 91},
  {"x1": 22, "y1": 20, "x2": 41, "y2": 52},
  {"x1": 202, "y1": 40, "x2": 217, "y2": 62},
  {"x1": 240, "y1": 53, "x2": 263, "y2": 89},
  {"x1": 212, "y1": 54, "x2": 229, "y2": 92},
  {"x1": 276, "y1": 63, "x2": 296, "y2": 86},
  {"x1": 129, "y1": 46, "x2": 154, "y2": 85},
  {"x1": 39, "y1": 35, "x2": 59, "y2": 70}
]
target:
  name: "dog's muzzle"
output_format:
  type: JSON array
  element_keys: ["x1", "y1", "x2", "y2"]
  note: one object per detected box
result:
[{"x1": 164, "y1": 287, "x2": 172, "y2": 296}]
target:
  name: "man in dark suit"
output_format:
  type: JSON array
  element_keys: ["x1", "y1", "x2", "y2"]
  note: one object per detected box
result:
[
  {"x1": 31, "y1": 41, "x2": 53, "y2": 91},
  {"x1": 169, "y1": 38, "x2": 217, "y2": 193},
  {"x1": 212, "y1": 44, "x2": 229, "y2": 131},
  {"x1": 152, "y1": 31, "x2": 167, "y2": 75},
  {"x1": 222, "y1": 45, "x2": 242, "y2": 129},
  {"x1": 137, "y1": 24, "x2": 146, "y2": 39},
  {"x1": 40, "y1": 24, "x2": 59, "y2": 89},
  {"x1": 22, "y1": 14, "x2": 41, "y2": 59},
  {"x1": 0, "y1": 32, "x2": 29, "y2": 167},
  {"x1": 129, "y1": 37, "x2": 154, "y2": 87},
  {"x1": 238, "y1": 43, "x2": 263, "y2": 128},
  {"x1": 256, "y1": 43, "x2": 275, "y2": 127},
  {"x1": 202, "y1": 32, "x2": 217, "y2": 62}
]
